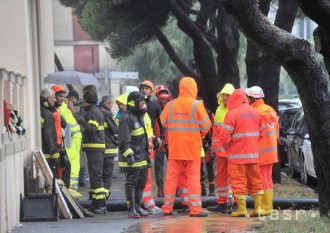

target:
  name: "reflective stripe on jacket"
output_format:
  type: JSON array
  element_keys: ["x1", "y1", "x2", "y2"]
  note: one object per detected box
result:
[
  {"x1": 212, "y1": 83, "x2": 234, "y2": 157},
  {"x1": 217, "y1": 89, "x2": 265, "y2": 164},
  {"x1": 160, "y1": 77, "x2": 211, "y2": 160},
  {"x1": 251, "y1": 99, "x2": 279, "y2": 165},
  {"x1": 99, "y1": 103, "x2": 118, "y2": 157},
  {"x1": 58, "y1": 103, "x2": 82, "y2": 139},
  {"x1": 78, "y1": 104, "x2": 105, "y2": 152},
  {"x1": 118, "y1": 110, "x2": 149, "y2": 171}
]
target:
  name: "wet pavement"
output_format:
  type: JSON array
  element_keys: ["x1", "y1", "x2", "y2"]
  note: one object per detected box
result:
[{"x1": 12, "y1": 159, "x2": 260, "y2": 233}]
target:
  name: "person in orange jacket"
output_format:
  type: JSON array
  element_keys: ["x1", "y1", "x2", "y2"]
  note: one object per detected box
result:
[
  {"x1": 246, "y1": 86, "x2": 279, "y2": 216},
  {"x1": 215, "y1": 89, "x2": 265, "y2": 217},
  {"x1": 160, "y1": 77, "x2": 212, "y2": 217}
]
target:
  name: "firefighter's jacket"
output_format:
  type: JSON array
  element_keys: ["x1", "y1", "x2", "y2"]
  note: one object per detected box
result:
[
  {"x1": 40, "y1": 100, "x2": 59, "y2": 159},
  {"x1": 250, "y1": 99, "x2": 279, "y2": 165},
  {"x1": 74, "y1": 104, "x2": 105, "y2": 152},
  {"x1": 118, "y1": 110, "x2": 149, "y2": 171},
  {"x1": 160, "y1": 77, "x2": 212, "y2": 160},
  {"x1": 98, "y1": 103, "x2": 118, "y2": 157},
  {"x1": 217, "y1": 89, "x2": 265, "y2": 164}
]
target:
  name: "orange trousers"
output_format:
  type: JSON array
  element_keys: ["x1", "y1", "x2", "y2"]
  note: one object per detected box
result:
[
  {"x1": 162, "y1": 159, "x2": 202, "y2": 215},
  {"x1": 177, "y1": 166, "x2": 189, "y2": 206},
  {"x1": 142, "y1": 167, "x2": 156, "y2": 209},
  {"x1": 227, "y1": 162, "x2": 263, "y2": 196},
  {"x1": 216, "y1": 156, "x2": 229, "y2": 204},
  {"x1": 260, "y1": 164, "x2": 273, "y2": 190}
]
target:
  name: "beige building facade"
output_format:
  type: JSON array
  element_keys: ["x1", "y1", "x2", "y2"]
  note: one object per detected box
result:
[{"x1": 0, "y1": 0, "x2": 55, "y2": 232}]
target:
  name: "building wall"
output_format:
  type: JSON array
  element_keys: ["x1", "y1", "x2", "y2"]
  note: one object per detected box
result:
[{"x1": 0, "y1": 0, "x2": 55, "y2": 232}]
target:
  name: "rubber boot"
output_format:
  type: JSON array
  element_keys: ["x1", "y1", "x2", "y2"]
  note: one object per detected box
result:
[
  {"x1": 207, "y1": 203, "x2": 228, "y2": 213},
  {"x1": 126, "y1": 187, "x2": 140, "y2": 218},
  {"x1": 249, "y1": 193, "x2": 264, "y2": 217},
  {"x1": 230, "y1": 198, "x2": 247, "y2": 217},
  {"x1": 261, "y1": 189, "x2": 273, "y2": 215},
  {"x1": 135, "y1": 188, "x2": 148, "y2": 217},
  {"x1": 208, "y1": 184, "x2": 215, "y2": 196}
]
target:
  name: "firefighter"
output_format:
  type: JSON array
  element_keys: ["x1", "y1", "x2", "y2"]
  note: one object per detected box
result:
[
  {"x1": 161, "y1": 77, "x2": 211, "y2": 217},
  {"x1": 215, "y1": 89, "x2": 265, "y2": 217},
  {"x1": 118, "y1": 91, "x2": 150, "y2": 218},
  {"x1": 208, "y1": 83, "x2": 235, "y2": 212},
  {"x1": 154, "y1": 84, "x2": 173, "y2": 197},
  {"x1": 52, "y1": 85, "x2": 82, "y2": 193},
  {"x1": 40, "y1": 88, "x2": 61, "y2": 172},
  {"x1": 139, "y1": 80, "x2": 163, "y2": 214},
  {"x1": 71, "y1": 90, "x2": 107, "y2": 214},
  {"x1": 98, "y1": 95, "x2": 118, "y2": 200},
  {"x1": 246, "y1": 86, "x2": 279, "y2": 216}
]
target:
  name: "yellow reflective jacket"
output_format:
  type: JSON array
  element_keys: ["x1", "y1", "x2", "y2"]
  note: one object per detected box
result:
[{"x1": 58, "y1": 103, "x2": 82, "y2": 139}]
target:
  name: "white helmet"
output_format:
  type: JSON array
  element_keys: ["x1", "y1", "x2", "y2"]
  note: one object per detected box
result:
[{"x1": 245, "y1": 86, "x2": 264, "y2": 98}]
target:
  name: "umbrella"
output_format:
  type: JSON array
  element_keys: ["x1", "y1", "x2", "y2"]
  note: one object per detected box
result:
[{"x1": 44, "y1": 71, "x2": 99, "y2": 86}]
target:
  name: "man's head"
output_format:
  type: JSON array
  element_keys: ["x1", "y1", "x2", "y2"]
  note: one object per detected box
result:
[
  {"x1": 40, "y1": 88, "x2": 56, "y2": 107},
  {"x1": 83, "y1": 90, "x2": 98, "y2": 108},
  {"x1": 127, "y1": 91, "x2": 147, "y2": 115},
  {"x1": 67, "y1": 90, "x2": 79, "y2": 105},
  {"x1": 140, "y1": 80, "x2": 154, "y2": 98},
  {"x1": 101, "y1": 95, "x2": 114, "y2": 110},
  {"x1": 52, "y1": 85, "x2": 67, "y2": 106},
  {"x1": 245, "y1": 86, "x2": 264, "y2": 104}
]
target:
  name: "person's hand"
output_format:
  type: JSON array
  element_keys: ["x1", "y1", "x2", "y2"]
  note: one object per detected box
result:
[
  {"x1": 67, "y1": 101, "x2": 76, "y2": 113},
  {"x1": 157, "y1": 137, "x2": 163, "y2": 148},
  {"x1": 126, "y1": 154, "x2": 135, "y2": 166}
]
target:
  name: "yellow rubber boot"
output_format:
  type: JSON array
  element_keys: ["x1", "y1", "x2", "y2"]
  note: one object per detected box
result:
[
  {"x1": 261, "y1": 189, "x2": 273, "y2": 215},
  {"x1": 230, "y1": 197, "x2": 247, "y2": 217},
  {"x1": 249, "y1": 193, "x2": 263, "y2": 217}
]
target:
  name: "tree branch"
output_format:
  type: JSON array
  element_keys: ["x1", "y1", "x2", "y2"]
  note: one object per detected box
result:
[{"x1": 153, "y1": 26, "x2": 201, "y2": 79}]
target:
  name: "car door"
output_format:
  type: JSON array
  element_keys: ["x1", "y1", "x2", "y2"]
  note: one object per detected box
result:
[{"x1": 286, "y1": 109, "x2": 305, "y2": 172}]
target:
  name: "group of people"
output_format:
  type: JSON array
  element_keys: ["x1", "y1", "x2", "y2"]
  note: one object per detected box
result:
[{"x1": 40, "y1": 75, "x2": 279, "y2": 218}]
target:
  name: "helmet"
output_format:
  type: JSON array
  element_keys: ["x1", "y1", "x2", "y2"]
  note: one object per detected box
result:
[
  {"x1": 156, "y1": 84, "x2": 170, "y2": 96},
  {"x1": 140, "y1": 80, "x2": 154, "y2": 93},
  {"x1": 245, "y1": 86, "x2": 264, "y2": 98},
  {"x1": 116, "y1": 93, "x2": 129, "y2": 106},
  {"x1": 52, "y1": 85, "x2": 66, "y2": 94}
]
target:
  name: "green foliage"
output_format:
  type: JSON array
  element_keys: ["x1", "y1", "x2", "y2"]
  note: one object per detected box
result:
[
  {"x1": 118, "y1": 19, "x2": 194, "y2": 84},
  {"x1": 76, "y1": 0, "x2": 170, "y2": 58}
]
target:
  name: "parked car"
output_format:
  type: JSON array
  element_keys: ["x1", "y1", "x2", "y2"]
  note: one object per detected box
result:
[
  {"x1": 278, "y1": 107, "x2": 301, "y2": 166},
  {"x1": 286, "y1": 108, "x2": 316, "y2": 184},
  {"x1": 278, "y1": 98, "x2": 302, "y2": 116},
  {"x1": 301, "y1": 134, "x2": 316, "y2": 184}
]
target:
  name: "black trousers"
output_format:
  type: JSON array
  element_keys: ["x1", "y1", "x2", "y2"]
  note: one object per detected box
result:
[
  {"x1": 102, "y1": 156, "x2": 115, "y2": 192},
  {"x1": 87, "y1": 151, "x2": 105, "y2": 206},
  {"x1": 125, "y1": 167, "x2": 148, "y2": 195}
]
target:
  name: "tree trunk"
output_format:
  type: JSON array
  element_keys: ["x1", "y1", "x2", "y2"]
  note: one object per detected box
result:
[
  {"x1": 245, "y1": 0, "x2": 271, "y2": 87},
  {"x1": 167, "y1": 0, "x2": 219, "y2": 111},
  {"x1": 260, "y1": 0, "x2": 298, "y2": 184},
  {"x1": 298, "y1": 0, "x2": 330, "y2": 74},
  {"x1": 216, "y1": 2, "x2": 240, "y2": 88},
  {"x1": 224, "y1": 0, "x2": 330, "y2": 217}
]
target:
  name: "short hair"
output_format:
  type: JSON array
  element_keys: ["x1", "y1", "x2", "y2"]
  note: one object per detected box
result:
[
  {"x1": 101, "y1": 95, "x2": 114, "y2": 105},
  {"x1": 40, "y1": 88, "x2": 54, "y2": 99},
  {"x1": 83, "y1": 85, "x2": 97, "y2": 94}
]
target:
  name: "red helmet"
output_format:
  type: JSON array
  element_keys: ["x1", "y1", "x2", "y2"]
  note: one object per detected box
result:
[{"x1": 156, "y1": 84, "x2": 170, "y2": 97}]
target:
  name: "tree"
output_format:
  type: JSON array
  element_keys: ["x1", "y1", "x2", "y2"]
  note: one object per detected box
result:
[{"x1": 224, "y1": 0, "x2": 330, "y2": 217}]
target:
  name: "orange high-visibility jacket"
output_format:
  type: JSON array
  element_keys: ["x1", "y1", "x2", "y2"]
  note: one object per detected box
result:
[
  {"x1": 251, "y1": 99, "x2": 279, "y2": 165},
  {"x1": 217, "y1": 89, "x2": 265, "y2": 164},
  {"x1": 160, "y1": 77, "x2": 212, "y2": 160}
]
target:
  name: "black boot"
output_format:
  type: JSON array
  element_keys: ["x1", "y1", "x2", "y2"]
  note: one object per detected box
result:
[
  {"x1": 135, "y1": 188, "x2": 148, "y2": 217},
  {"x1": 208, "y1": 184, "x2": 215, "y2": 196},
  {"x1": 201, "y1": 183, "x2": 207, "y2": 196},
  {"x1": 91, "y1": 199, "x2": 107, "y2": 215},
  {"x1": 126, "y1": 187, "x2": 140, "y2": 218},
  {"x1": 190, "y1": 211, "x2": 208, "y2": 217},
  {"x1": 207, "y1": 203, "x2": 228, "y2": 213}
]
